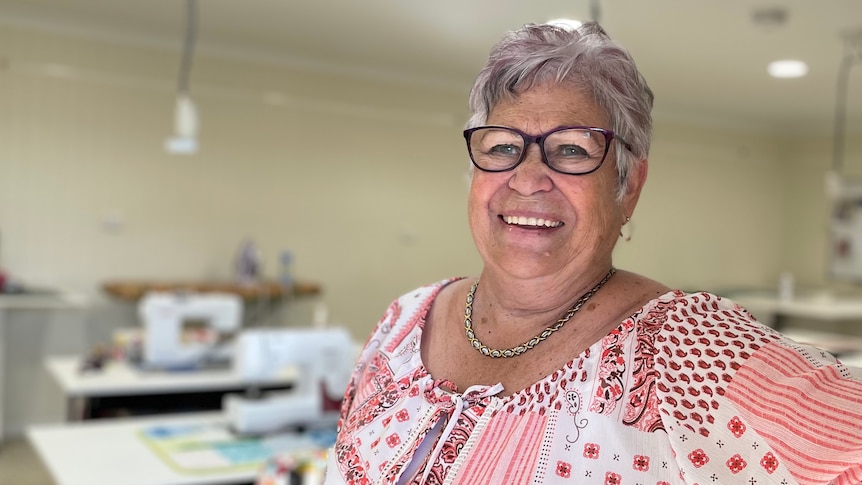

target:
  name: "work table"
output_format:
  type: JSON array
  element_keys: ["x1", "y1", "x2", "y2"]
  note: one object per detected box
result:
[{"x1": 0, "y1": 291, "x2": 89, "y2": 442}]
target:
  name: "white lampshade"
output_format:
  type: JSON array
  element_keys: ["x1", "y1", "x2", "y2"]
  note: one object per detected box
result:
[
  {"x1": 174, "y1": 93, "x2": 198, "y2": 138},
  {"x1": 165, "y1": 94, "x2": 199, "y2": 155}
]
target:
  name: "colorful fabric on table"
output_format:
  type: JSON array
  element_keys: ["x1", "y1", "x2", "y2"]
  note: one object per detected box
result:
[{"x1": 257, "y1": 447, "x2": 328, "y2": 485}]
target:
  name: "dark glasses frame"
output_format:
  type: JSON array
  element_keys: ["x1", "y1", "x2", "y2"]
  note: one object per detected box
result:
[{"x1": 463, "y1": 125, "x2": 633, "y2": 175}]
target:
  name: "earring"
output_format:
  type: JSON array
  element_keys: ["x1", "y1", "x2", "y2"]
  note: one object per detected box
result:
[{"x1": 619, "y1": 216, "x2": 633, "y2": 242}]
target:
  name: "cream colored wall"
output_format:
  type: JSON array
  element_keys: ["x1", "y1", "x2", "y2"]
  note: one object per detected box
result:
[
  {"x1": 0, "y1": 25, "x2": 480, "y2": 339},
  {"x1": 0, "y1": 24, "x2": 806, "y2": 342},
  {"x1": 615, "y1": 122, "x2": 785, "y2": 292},
  {"x1": 779, "y1": 133, "x2": 862, "y2": 289}
]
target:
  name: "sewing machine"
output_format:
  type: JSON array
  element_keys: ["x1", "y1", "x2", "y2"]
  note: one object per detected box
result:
[
  {"x1": 224, "y1": 327, "x2": 355, "y2": 435},
  {"x1": 139, "y1": 292, "x2": 243, "y2": 370}
]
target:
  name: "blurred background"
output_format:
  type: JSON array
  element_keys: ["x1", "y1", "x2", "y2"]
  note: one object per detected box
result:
[{"x1": 1, "y1": 0, "x2": 862, "y2": 478}]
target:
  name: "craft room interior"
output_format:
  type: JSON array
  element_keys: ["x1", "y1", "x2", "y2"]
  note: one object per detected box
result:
[{"x1": 1, "y1": 1, "x2": 862, "y2": 484}]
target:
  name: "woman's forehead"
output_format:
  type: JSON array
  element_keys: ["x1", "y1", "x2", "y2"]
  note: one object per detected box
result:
[{"x1": 487, "y1": 84, "x2": 609, "y2": 131}]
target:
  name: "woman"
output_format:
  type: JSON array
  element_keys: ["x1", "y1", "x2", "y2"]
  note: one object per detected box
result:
[{"x1": 324, "y1": 22, "x2": 862, "y2": 484}]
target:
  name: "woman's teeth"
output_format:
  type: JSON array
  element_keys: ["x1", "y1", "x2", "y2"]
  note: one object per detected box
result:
[{"x1": 502, "y1": 215, "x2": 563, "y2": 228}]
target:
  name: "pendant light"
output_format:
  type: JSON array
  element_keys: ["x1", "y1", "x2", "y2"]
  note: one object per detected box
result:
[{"x1": 165, "y1": 0, "x2": 199, "y2": 155}]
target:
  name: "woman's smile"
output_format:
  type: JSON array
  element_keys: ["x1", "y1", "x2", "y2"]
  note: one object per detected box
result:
[{"x1": 500, "y1": 214, "x2": 564, "y2": 228}]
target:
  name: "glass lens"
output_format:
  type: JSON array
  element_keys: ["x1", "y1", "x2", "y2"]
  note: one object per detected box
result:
[
  {"x1": 544, "y1": 129, "x2": 607, "y2": 174},
  {"x1": 469, "y1": 128, "x2": 525, "y2": 171}
]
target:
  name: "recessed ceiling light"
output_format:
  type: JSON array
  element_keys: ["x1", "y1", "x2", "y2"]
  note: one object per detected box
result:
[
  {"x1": 547, "y1": 18, "x2": 582, "y2": 30},
  {"x1": 751, "y1": 6, "x2": 788, "y2": 31},
  {"x1": 768, "y1": 60, "x2": 808, "y2": 78}
]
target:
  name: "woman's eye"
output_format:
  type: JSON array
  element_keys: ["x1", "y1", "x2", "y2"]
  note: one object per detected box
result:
[
  {"x1": 489, "y1": 144, "x2": 520, "y2": 157},
  {"x1": 557, "y1": 145, "x2": 590, "y2": 158}
]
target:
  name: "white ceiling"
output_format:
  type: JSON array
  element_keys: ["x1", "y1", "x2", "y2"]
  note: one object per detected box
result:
[{"x1": 1, "y1": 0, "x2": 862, "y2": 134}]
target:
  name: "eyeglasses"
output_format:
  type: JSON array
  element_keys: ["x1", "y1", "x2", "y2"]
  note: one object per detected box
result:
[{"x1": 463, "y1": 125, "x2": 633, "y2": 175}]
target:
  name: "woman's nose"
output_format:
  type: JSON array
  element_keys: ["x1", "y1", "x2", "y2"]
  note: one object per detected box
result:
[{"x1": 508, "y1": 144, "x2": 553, "y2": 194}]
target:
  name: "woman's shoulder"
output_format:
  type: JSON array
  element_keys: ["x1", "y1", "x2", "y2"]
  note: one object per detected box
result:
[
  {"x1": 632, "y1": 286, "x2": 769, "y2": 328},
  {"x1": 608, "y1": 271, "x2": 757, "y2": 330},
  {"x1": 382, "y1": 277, "x2": 466, "y2": 324},
  {"x1": 357, "y1": 278, "x2": 465, "y2": 354}
]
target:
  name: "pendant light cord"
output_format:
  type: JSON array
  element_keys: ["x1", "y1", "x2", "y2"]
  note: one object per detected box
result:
[
  {"x1": 832, "y1": 32, "x2": 862, "y2": 174},
  {"x1": 590, "y1": 0, "x2": 601, "y2": 24},
  {"x1": 177, "y1": 0, "x2": 198, "y2": 96}
]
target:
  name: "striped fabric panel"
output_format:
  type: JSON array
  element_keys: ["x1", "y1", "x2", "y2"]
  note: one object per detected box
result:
[
  {"x1": 833, "y1": 463, "x2": 862, "y2": 485},
  {"x1": 452, "y1": 410, "x2": 547, "y2": 484},
  {"x1": 727, "y1": 342, "x2": 862, "y2": 485}
]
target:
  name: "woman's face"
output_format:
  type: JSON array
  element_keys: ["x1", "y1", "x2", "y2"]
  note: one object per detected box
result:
[{"x1": 468, "y1": 82, "x2": 646, "y2": 281}]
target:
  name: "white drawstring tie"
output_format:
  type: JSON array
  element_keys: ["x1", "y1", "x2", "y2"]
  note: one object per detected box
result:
[{"x1": 419, "y1": 383, "x2": 504, "y2": 484}]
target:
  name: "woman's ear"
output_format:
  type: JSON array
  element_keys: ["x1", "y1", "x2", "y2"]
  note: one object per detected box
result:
[{"x1": 622, "y1": 158, "x2": 648, "y2": 218}]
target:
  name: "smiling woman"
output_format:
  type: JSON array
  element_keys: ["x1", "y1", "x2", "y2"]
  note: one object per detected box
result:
[{"x1": 292, "y1": 20, "x2": 862, "y2": 485}]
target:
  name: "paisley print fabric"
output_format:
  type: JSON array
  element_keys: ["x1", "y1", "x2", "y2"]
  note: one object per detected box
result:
[{"x1": 321, "y1": 279, "x2": 862, "y2": 484}]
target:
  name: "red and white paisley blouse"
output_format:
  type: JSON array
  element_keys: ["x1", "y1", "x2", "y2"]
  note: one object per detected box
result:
[{"x1": 322, "y1": 278, "x2": 862, "y2": 485}]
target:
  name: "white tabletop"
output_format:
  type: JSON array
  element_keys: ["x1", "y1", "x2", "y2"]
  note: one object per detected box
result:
[
  {"x1": 726, "y1": 291, "x2": 862, "y2": 357},
  {"x1": 779, "y1": 328, "x2": 862, "y2": 355},
  {"x1": 0, "y1": 292, "x2": 89, "y2": 309},
  {"x1": 27, "y1": 412, "x2": 269, "y2": 485},
  {"x1": 730, "y1": 292, "x2": 862, "y2": 321},
  {"x1": 838, "y1": 352, "x2": 862, "y2": 368},
  {"x1": 47, "y1": 356, "x2": 296, "y2": 398}
]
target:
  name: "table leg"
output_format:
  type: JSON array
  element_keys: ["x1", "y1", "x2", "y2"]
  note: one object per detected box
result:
[
  {"x1": 68, "y1": 396, "x2": 87, "y2": 421},
  {"x1": 773, "y1": 313, "x2": 786, "y2": 331}
]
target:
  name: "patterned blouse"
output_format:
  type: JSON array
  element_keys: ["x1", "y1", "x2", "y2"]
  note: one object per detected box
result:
[{"x1": 322, "y1": 278, "x2": 862, "y2": 485}]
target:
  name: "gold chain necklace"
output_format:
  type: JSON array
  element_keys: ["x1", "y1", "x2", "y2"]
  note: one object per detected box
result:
[{"x1": 464, "y1": 268, "x2": 616, "y2": 358}]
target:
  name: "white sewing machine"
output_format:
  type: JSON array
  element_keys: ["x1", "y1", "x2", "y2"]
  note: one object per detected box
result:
[
  {"x1": 224, "y1": 327, "x2": 355, "y2": 435},
  {"x1": 139, "y1": 292, "x2": 243, "y2": 370}
]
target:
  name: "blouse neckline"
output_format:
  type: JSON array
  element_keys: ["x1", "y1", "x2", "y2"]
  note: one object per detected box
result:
[{"x1": 412, "y1": 279, "x2": 686, "y2": 403}]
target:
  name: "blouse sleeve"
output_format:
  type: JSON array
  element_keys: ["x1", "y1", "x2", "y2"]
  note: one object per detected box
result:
[
  {"x1": 723, "y1": 338, "x2": 862, "y2": 484},
  {"x1": 654, "y1": 293, "x2": 862, "y2": 484}
]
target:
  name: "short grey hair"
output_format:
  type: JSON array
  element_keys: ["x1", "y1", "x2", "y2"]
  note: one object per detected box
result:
[{"x1": 466, "y1": 22, "x2": 654, "y2": 200}]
